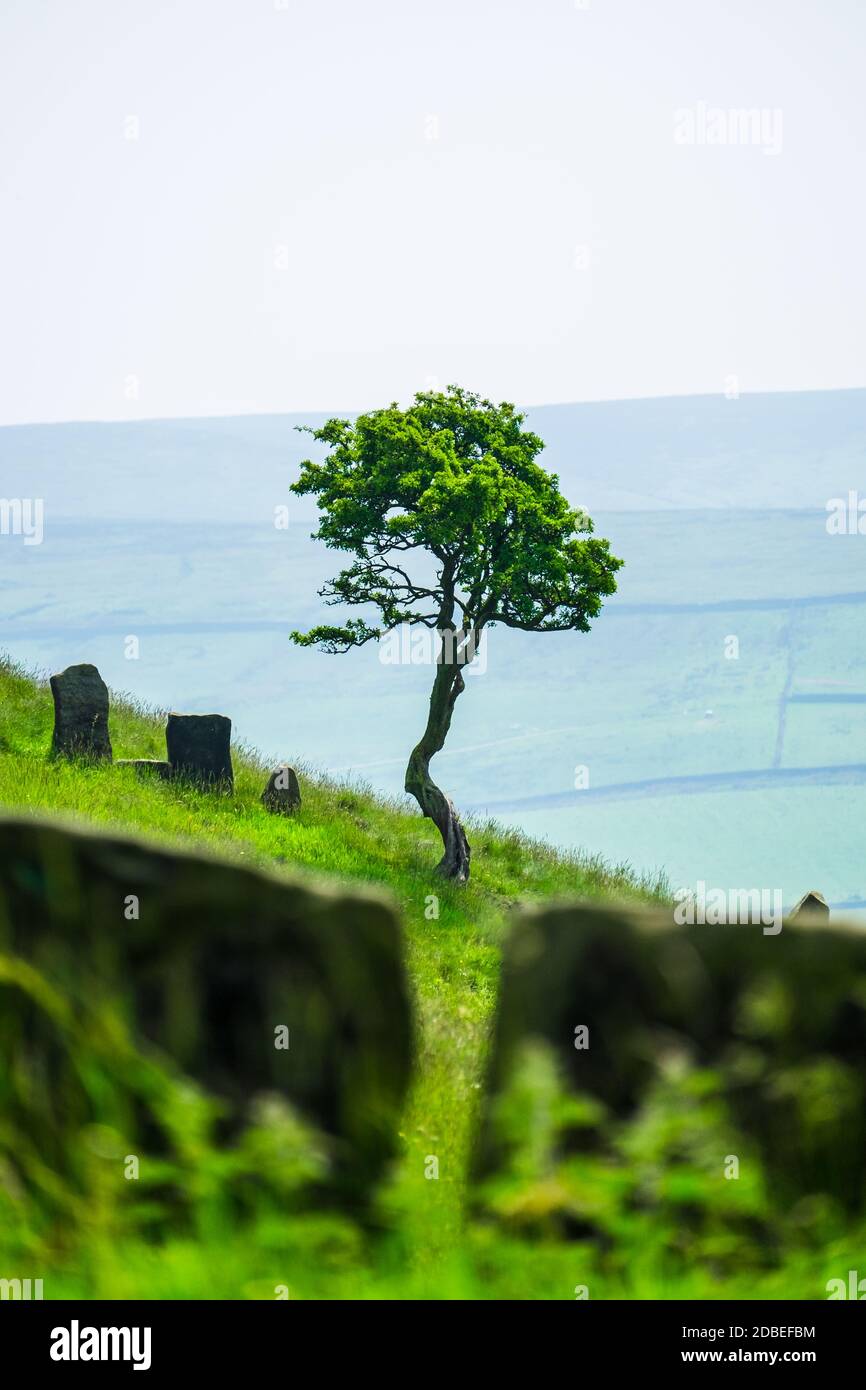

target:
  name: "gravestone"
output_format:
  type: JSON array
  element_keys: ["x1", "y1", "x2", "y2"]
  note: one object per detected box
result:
[
  {"x1": 49, "y1": 663, "x2": 112, "y2": 761},
  {"x1": 790, "y1": 889, "x2": 830, "y2": 919},
  {"x1": 0, "y1": 814, "x2": 412, "y2": 1202},
  {"x1": 261, "y1": 764, "x2": 301, "y2": 814},
  {"x1": 474, "y1": 901, "x2": 866, "y2": 1221},
  {"x1": 165, "y1": 712, "x2": 233, "y2": 786}
]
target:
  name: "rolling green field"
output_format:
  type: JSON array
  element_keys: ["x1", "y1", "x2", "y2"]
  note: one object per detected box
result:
[{"x1": 1, "y1": 656, "x2": 862, "y2": 1300}]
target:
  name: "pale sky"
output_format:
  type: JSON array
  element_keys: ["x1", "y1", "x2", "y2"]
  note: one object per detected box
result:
[{"x1": 1, "y1": 0, "x2": 864, "y2": 425}]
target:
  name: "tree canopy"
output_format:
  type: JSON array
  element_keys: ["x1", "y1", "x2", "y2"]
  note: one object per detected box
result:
[
  {"x1": 290, "y1": 385, "x2": 622, "y2": 653},
  {"x1": 291, "y1": 385, "x2": 623, "y2": 881}
]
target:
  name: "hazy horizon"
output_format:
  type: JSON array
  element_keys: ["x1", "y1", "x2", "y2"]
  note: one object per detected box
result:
[{"x1": 2, "y1": 381, "x2": 864, "y2": 432}]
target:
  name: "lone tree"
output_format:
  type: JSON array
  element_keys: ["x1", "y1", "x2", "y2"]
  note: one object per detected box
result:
[{"x1": 290, "y1": 386, "x2": 622, "y2": 882}]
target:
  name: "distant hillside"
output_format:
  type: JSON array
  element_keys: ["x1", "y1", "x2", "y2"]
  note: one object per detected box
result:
[
  {"x1": 2, "y1": 388, "x2": 864, "y2": 913},
  {"x1": 532, "y1": 388, "x2": 866, "y2": 511},
  {"x1": 2, "y1": 387, "x2": 863, "y2": 522}
]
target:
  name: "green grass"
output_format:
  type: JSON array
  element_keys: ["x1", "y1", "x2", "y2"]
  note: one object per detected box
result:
[
  {"x1": 5, "y1": 656, "x2": 858, "y2": 1301},
  {"x1": 0, "y1": 654, "x2": 676, "y2": 1300}
]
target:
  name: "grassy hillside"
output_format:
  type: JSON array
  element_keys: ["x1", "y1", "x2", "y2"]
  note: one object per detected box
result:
[
  {"x1": 4, "y1": 657, "x2": 863, "y2": 1301},
  {"x1": 0, "y1": 655, "x2": 671, "y2": 1299}
]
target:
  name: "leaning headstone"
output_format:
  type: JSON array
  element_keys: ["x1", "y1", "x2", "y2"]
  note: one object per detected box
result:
[
  {"x1": 49, "y1": 663, "x2": 112, "y2": 760},
  {"x1": 165, "y1": 712, "x2": 233, "y2": 786},
  {"x1": 0, "y1": 814, "x2": 412, "y2": 1204},
  {"x1": 790, "y1": 889, "x2": 830, "y2": 919},
  {"x1": 262, "y1": 764, "x2": 301, "y2": 814},
  {"x1": 474, "y1": 901, "x2": 866, "y2": 1228},
  {"x1": 116, "y1": 759, "x2": 172, "y2": 779}
]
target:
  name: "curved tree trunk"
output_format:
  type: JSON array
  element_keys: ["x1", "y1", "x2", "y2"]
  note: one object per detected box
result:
[{"x1": 404, "y1": 648, "x2": 471, "y2": 882}]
